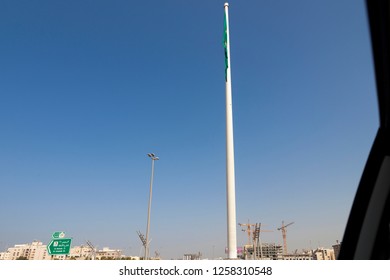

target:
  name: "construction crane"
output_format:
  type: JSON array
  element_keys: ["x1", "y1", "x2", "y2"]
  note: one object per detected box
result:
[
  {"x1": 277, "y1": 221, "x2": 294, "y2": 255},
  {"x1": 238, "y1": 220, "x2": 256, "y2": 246},
  {"x1": 239, "y1": 221, "x2": 273, "y2": 259},
  {"x1": 252, "y1": 223, "x2": 273, "y2": 260},
  {"x1": 238, "y1": 221, "x2": 255, "y2": 259},
  {"x1": 253, "y1": 223, "x2": 261, "y2": 260}
]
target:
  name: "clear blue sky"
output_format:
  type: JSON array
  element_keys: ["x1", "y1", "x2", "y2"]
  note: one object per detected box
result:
[{"x1": 0, "y1": 0, "x2": 377, "y2": 259}]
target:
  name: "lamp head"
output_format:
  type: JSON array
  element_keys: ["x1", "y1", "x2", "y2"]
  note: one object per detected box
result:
[{"x1": 147, "y1": 153, "x2": 159, "y2": 160}]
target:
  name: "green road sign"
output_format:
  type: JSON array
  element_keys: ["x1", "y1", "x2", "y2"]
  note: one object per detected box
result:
[
  {"x1": 52, "y1": 231, "x2": 66, "y2": 239},
  {"x1": 47, "y1": 238, "x2": 72, "y2": 255}
]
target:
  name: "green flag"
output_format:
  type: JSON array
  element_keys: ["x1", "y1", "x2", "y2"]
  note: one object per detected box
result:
[{"x1": 224, "y1": 10, "x2": 228, "y2": 81}]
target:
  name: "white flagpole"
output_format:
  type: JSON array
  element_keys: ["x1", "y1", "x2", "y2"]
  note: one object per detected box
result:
[{"x1": 224, "y1": 2, "x2": 237, "y2": 259}]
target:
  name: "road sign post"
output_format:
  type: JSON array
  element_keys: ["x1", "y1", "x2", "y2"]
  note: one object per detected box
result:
[
  {"x1": 47, "y1": 238, "x2": 72, "y2": 255},
  {"x1": 52, "y1": 232, "x2": 66, "y2": 239}
]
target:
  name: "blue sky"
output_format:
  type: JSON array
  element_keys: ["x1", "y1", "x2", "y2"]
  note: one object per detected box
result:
[{"x1": 0, "y1": 0, "x2": 377, "y2": 259}]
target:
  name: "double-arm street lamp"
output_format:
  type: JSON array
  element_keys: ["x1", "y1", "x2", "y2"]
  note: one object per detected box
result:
[{"x1": 144, "y1": 153, "x2": 159, "y2": 260}]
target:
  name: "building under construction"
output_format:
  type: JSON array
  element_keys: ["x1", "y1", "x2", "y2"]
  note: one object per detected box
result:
[
  {"x1": 238, "y1": 220, "x2": 296, "y2": 260},
  {"x1": 243, "y1": 243, "x2": 283, "y2": 260},
  {"x1": 183, "y1": 252, "x2": 202, "y2": 260}
]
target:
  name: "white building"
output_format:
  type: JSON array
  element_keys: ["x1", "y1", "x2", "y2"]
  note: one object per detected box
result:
[
  {"x1": 282, "y1": 253, "x2": 313, "y2": 260},
  {"x1": 95, "y1": 247, "x2": 122, "y2": 260},
  {"x1": 332, "y1": 241, "x2": 341, "y2": 259},
  {"x1": 312, "y1": 247, "x2": 335, "y2": 260},
  {"x1": 0, "y1": 241, "x2": 51, "y2": 260},
  {"x1": 243, "y1": 243, "x2": 283, "y2": 260},
  {"x1": 69, "y1": 245, "x2": 95, "y2": 260},
  {"x1": 0, "y1": 251, "x2": 10, "y2": 260},
  {"x1": 1, "y1": 241, "x2": 126, "y2": 260}
]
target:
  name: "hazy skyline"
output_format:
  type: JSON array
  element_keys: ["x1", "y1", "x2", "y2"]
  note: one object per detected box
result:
[{"x1": 0, "y1": 0, "x2": 378, "y2": 259}]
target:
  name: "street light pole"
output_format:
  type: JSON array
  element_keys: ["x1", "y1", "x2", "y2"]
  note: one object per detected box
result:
[{"x1": 145, "y1": 153, "x2": 159, "y2": 260}]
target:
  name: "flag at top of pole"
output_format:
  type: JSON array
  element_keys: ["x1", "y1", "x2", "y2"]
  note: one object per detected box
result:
[
  {"x1": 224, "y1": 6, "x2": 229, "y2": 81},
  {"x1": 223, "y1": 2, "x2": 238, "y2": 259}
]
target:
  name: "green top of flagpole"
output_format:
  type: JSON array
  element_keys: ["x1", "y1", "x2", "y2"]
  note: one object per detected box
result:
[{"x1": 224, "y1": 3, "x2": 229, "y2": 81}]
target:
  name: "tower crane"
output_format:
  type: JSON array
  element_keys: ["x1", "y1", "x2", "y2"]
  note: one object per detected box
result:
[
  {"x1": 238, "y1": 220, "x2": 256, "y2": 246},
  {"x1": 239, "y1": 220, "x2": 273, "y2": 259},
  {"x1": 252, "y1": 223, "x2": 273, "y2": 259},
  {"x1": 238, "y1": 221, "x2": 255, "y2": 259},
  {"x1": 253, "y1": 223, "x2": 261, "y2": 259},
  {"x1": 277, "y1": 221, "x2": 294, "y2": 255}
]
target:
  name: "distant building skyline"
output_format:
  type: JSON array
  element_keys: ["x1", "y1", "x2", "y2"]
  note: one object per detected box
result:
[
  {"x1": 0, "y1": 241, "x2": 125, "y2": 260},
  {"x1": 0, "y1": 240, "x2": 339, "y2": 260}
]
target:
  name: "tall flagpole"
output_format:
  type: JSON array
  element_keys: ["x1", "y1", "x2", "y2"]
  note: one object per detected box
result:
[{"x1": 224, "y1": 2, "x2": 237, "y2": 259}]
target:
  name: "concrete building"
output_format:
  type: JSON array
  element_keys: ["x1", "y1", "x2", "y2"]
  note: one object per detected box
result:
[
  {"x1": 243, "y1": 243, "x2": 283, "y2": 260},
  {"x1": 282, "y1": 253, "x2": 313, "y2": 260},
  {"x1": 68, "y1": 246, "x2": 123, "y2": 260},
  {"x1": 0, "y1": 241, "x2": 51, "y2": 260},
  {"x1": 183, "y1": 252, "x2": 202, "y2": 260},
  {"x1": 312, "y1": 247, "x2": 335, "y2": 260},
  {"x1": 332, "y1": 241, "x2": 341, "y2": 259},
  {"x1": 95, "y1": 247, "x2": 122, "y2": 260},
  {"x1": 0, "y1": 251, "x2": 10, "y2": 260},
  {"x1": 0, "y1": 242, "x2": 124, "y2": 260},
  {"x1": 69, "y1": 245, "x2": 95, "y2": 260}
]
